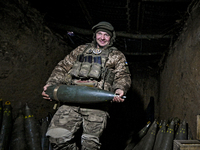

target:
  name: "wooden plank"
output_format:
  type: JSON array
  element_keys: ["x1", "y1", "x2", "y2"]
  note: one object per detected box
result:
[
  {"x1": 197, "y1": 115, "x2": 200, "y2": 140},
  {"x1": 173, "y1": 140, "x2": 200, "y2": 150}
]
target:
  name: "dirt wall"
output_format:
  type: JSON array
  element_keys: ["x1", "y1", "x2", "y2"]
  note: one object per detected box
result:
[
  {"x1": 0, "y1": 0, "x2": 70, "y2": 119},
  {"x1": 159, "y1": 1, "x2": 200, "y2": 138}
]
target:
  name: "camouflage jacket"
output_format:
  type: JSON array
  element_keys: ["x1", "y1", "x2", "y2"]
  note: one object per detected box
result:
[{"x1": 46, "y1": 44, "x2": 131, "y2": 94}]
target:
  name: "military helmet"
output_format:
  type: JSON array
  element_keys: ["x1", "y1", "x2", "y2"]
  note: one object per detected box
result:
[{"x1": 92, "y1": 21, "x2": 116, "y2": 46}]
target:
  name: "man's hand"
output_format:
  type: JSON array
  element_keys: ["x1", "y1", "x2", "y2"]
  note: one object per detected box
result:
[
  {"x1": 42, "y1": 84, "x2": 52, "y2": 101},
  {"x1": 113, "y1": 89, "x2": 125, "y2": 102}
]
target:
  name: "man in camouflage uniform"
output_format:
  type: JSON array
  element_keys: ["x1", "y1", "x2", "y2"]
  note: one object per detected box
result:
[{"x1": 42, "y1": 21, "x2": 131, "y2": 150}]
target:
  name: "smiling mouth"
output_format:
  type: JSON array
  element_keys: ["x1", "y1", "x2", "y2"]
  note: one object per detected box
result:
[{"x1": 99, "y1": 40, "x2": 106, "y2": 44}]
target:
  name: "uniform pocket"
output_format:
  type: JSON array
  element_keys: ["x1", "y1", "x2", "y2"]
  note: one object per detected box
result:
[
  {"x1": 56, "y1": 106, "x2": 72, "y2": 125},
  {"x1": 83, "y1": 112, "x2": 107, "y2": 135},
  {"x1": 88, "y1": 63, "x2": 101, "y2": 79},
  {"x1": 87, "y1": 114, "x2": 104, "y2": 122},
  {"x1": 79, "y1": 62, "x2": 91, "y2": 78},
  {"x1": 70, "y1": 61, "x2": 82, "y2": 77}
]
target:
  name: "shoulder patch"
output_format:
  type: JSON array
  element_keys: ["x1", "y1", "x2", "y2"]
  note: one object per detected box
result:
[{"x1": 125, "y1": 61, "x2": 130, "y2": 73}]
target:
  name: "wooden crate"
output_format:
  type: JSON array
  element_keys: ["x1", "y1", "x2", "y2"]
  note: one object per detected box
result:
[{"x1": 173, "y1": 140, "x2": 200, "y2": 150}]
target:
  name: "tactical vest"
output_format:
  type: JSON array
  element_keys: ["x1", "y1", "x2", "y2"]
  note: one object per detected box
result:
[{"x1": 70, "y1": 44, "x2": 116, "y2": 86}]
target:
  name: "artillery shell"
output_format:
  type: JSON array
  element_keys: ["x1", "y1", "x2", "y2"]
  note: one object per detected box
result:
[
  {"x1": 175, "y1": 119, "x2": 187, "y2": 140},
  {"x1": 153, "y1": 120, "x2": 167, "y2": 150},
  {"x1": 10, "y1": 109, "x2": 26, "y2": 150},
  {"x1": 0, "y1": 101, "x2": 12, "y2": 150},
  {"x1": 159, "y1": 119, "x2": 175, "y2": 150},
  {"x1": 124, "y1": 121, "x2": 151, "y2": 150},
  {"x1": 0, "y1": 99, "x2": 3, "y2": 130},
  {"x1": 24, "y1": 103, "x2": 41, "y2": 150},
  {"x1": 133, "y1": 120, "x2": 158, "y2": 150},
  {"x1": 40, "y1": 116, "x2": 50, "y2": 150},
  {"x1": 46, "y1": 84, "x2": 121, "y2": 104}
]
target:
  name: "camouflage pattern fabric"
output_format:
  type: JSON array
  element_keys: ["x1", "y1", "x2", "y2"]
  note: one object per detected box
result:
[
  {"x1": 45, "y1": 42, "x2": 131, "y2": 149},
  {"x1": 46, "y1": 105, "x2": 108, "y2": 150},
  {"x1": 46, "y1": 43, "x2": 131, "y2": 94}
]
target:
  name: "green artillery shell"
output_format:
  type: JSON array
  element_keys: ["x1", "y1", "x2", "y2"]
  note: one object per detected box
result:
[
  {"x1": 153, "y1": 120, "x2": 167, "y2": 150},
  {"x1": 137, "y1": 121, "x2": 152, "y2": 138},
  {"x1": 46, "y1": 85, "x2": 119, "y2": 104},
  {"x1": 40, "y1": 116, "x2": 50, "y2": 150},
  {"x1": 47, "y1": 112, "x2": 53, "y2": 150},
  {"x1": 175, "y1": 119, "x2": 187, "y2": 140},
  {"x1": 10, "y1": 109, "x2": 26, "y2": 150},
  {"x1": 173, "y1": 117, "x2": 180, "y2": 133},
  {"x1": 160, "y1": 119, "x2": 175, "y2": 150},
  {"x1": 141, "y1": 120, "x2": 158, "y2": 150},
  {"x1": 24, "y1": 103, "x2": 41, "y2": 150},
  {"x1": 187, "y1": 125, "x2": 193, "y2": 140},
  {"x1": 0, "y1": 99, "x2": 3, "y2": 130},
  {"x1": 133, "y1": 120, "x2": 158, "y2": 150},
  {"x1": 0, "y1": 101, "x2": 12, "y2": 150},
  {"x1": 125, "y1": 121, "x2": 151, "y2": 150}
]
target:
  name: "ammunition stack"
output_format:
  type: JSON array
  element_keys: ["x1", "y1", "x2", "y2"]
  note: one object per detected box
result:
[
  {"x1": 124, "y1": 117, "x2": 200, "y2": 150},
  {"x1": 0, "y1": 99, "x2": 53, "y2": 150}
]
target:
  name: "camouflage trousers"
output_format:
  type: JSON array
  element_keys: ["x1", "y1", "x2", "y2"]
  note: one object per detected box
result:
[{"x1": 46, "y1": 105, "x2": 108, "y2": 150}]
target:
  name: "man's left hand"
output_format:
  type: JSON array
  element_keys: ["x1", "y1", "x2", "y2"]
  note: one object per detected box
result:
[{"x1": 113, "y1": 89, "x2": 125, "y2": 102}]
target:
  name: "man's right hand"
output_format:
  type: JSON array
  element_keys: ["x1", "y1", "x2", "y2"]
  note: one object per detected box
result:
[{"x1": 42, "y1": 84, "x2": 52, "y2": 101}]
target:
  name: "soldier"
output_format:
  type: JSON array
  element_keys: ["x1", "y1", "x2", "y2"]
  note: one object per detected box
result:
[{"x1": 42, "y1": 21, "x2": 131, "y2": 150}]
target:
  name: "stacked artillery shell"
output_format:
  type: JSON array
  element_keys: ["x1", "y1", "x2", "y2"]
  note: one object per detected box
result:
[
  {"x1": 40, "y1": 116, "x2": 50, "y2": 150},
  {"x1": 159, "y1": 119, "x2": 175, "y2": 150},
  {"x1": 133, "y1": 120, "x2": 158, "y2": 150},
  {"x1": 10, "y1": 109, "x2": 26, "y2": 150},
  {"x1": 187, "y1": 125, "x2": 193, "y2": 140},
  {"x1": 158, "y1": 120, "x2": 163, "y2": 128},
  {"x1": 137, "y1": 121, "x2": 151, "y2": 139},
  {"x1": 175, "y1": 119, "x2": 187, "y2": 140},
  {"x1": 0, "y1": 99, "x2": 3, "y2": 130},
  {"x1": 173, "y1": 117, "x2": 180, "y2": 134},
  {"x1": 124, "y1": 121, "x2": 151, "y2": 150},
  {"x1": 0, "y1": 101, "x2": 12, "y2": 150},
  {"x1": 24, "y1": 103, "x2": 41, "y2": 150},
  {"x1": 141, "y1": 120, "x2": 158, "y2": 150},
  {"x1": 47, "y1": 112, "x2": 53, "y2": 150},
  {"x1": 46, "y1": 84, "x2": 118, "y2": 104},
  {"x1": 153, "y1": 120, "x2": 167, "y2": 150}
]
